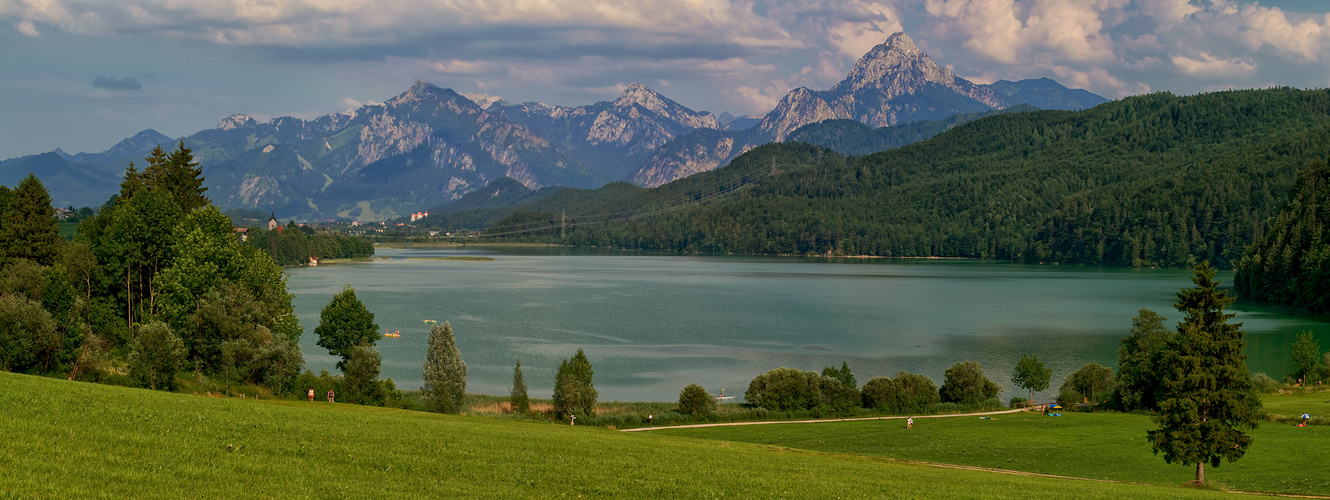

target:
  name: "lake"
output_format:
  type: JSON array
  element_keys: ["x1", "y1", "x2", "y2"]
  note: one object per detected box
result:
[{"x1": 287, "y1": 247, "x2": 1330, "y2": 402}]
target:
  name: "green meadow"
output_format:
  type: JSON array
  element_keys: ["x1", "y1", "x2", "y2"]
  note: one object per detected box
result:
[
  {"x1": 1, "y1": 372, "x2": 1250, "y2": 499},
  {"x1": 655, "y1": 395, "x2": 1330, "y2": 496}
]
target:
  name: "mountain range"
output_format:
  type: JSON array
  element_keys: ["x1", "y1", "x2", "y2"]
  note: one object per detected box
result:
[{"x1": 0, "y1": 32, "x2": 1105, "y2": 219}]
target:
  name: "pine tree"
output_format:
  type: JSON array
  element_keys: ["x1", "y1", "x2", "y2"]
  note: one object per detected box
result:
[
  {"x1": 3, "y1": 173, "x2": 60, "y2": 266},
  {"x1": 553, "y1": 348, "x2": 598, "y2": 417},
  {"x1": 163, "y1": 141, "x2": 209, "y2": 212},
  {"x1": 510, "y1": 359, "x2": 529, "y2": 415},
  {"x1": 1148, "y1": 262, "x2": 1261, "y2": 485},
  {"x1": 421, "y1": 321, "x2": 466, "y2": 413}
]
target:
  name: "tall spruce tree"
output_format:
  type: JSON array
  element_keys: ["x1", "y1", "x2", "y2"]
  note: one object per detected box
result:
[
  {"x1": 3, "y1": 173, "x2": 60, "y2": 266},
  {"x1": 1148, "y1": 262, "x2": 1261, "y2": 485},
  {"x1": 163, "y1": 141, "x2": 209, "y2": 212},
  {"x1": 421, "y1": 321, "x2": 466, "y2": 413},
  {"x1": 510, "y1": 359, "x2": 529, "y2": 415},
  {"x1": 553, "y1": 348, "x2": 598, "y2": 417}
]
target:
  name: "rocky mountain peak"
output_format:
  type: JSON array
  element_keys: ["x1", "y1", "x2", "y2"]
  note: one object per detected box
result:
[
  {"x1": 612, "y1": 82, "x2": 668, "y2": 113},
  {"x1": 463, "y1": 92, "x2": 507, "y2": 110},
  {"x1": 218, "y1": 114, "x2": 257, "y2": 130},
  {"x1": 835, "y1": 32, "x2": 956, "y2": 96}
]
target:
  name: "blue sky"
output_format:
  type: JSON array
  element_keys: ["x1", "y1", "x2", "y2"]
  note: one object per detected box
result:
[{"x1": 3, "y1": 0, "x2": 1330, "y2": 160}]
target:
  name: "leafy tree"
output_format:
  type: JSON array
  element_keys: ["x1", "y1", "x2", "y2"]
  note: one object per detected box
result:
[
  {"x1": 422, "y1": 321, "x2": 467, "y2": 413},
  {"x1": 342, "y1": 341, "x2": 385, "y2": 405},
  {"x1": 1148, "y1": 262, "x2": 1261, "y2": 485},
  {"x1": 3, "y1": 173, "x2": 60, "y2": 266},
  {"x1": 1115, "y1": 309, "x2": 1173, "y2": 411},
  {"x1": 128, "y1": 321, "x2": 186, "y2": 391},
  {"x1": 939, "y1": 361, "x2": 1000, "y2": 405},
  {"x1": 818, "y1": 375, "x2": 861, "y2": 416},
  {"x1": 1291, "y1": 331, "x2": 1321, "y2": 384},
  {"x1": 0, "y1": 294, "x2": 56, "y2": 372},
  {"x1": 314, "y1": 285, "x2": 378, "y2": 370},
  {"x1": 1058, "y1": 362, "x2": 1115, "y2": 406},
  {"x1": 745, "y1": 367, "x2": 823, "y2": 411},
  {"x1": 678, "y1": 383, "x2": 716, "y2": 416},
  {"x1": 822, "y1": 360, "x2": 857, "y2": 389},
  {"x1": 510, "y1": 359, "x2": 529, "y2": 415},
  {"x1": 553, "y1": 348, "x2": 598, "y2": 417},
  {"x1": 1011, "y1": 354, "x2": 1051, "y2": 405}
]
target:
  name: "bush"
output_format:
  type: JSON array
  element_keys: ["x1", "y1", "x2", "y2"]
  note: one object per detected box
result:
[
  {"x1": 746, "y1": 367, "x2": 824, "y2": 411},
  {"x1": 861, "y1": 372, "x2": 939, "y2": 413},
  {"x1": 678, "y1": 383, "x2": 717, "y2": 416},
  {"x1": 1251, "y1": 372, "x2": 1282, "y2": 394},
  {"x1": 0, "y1": 293, "x2": 56, "y2": 372},
  {"x1": 939, "y1": 361, "x2": 1000, "y2": 404},
  {"x1": 128, "y1": 321, "x2": 186, "y2": 391}
]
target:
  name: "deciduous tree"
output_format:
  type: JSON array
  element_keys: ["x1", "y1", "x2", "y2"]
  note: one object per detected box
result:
[
  {"x1": 1291, "y1": 331, "x2": 1321, "y2": 384},
  {"x1": 939, "y1": 361, "x2": 1000, "y2": 405},
  {"x1": 128, "y1": 321, "x2": 186, "y2": 391},
  {"x1": 678, "y1": 383, "x2": 716, "y2": 416},
  {"x1": 1115, "y1": 309, "x2": 1173, "y2": 411},
  {"x1": 314, "y1": 285, "x2": 378, "y2": 370},
  {"x1": 1011, "y1": 354, "x2": 1051, "y2": 405}
]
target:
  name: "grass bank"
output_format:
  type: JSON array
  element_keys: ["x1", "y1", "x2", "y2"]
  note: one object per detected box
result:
[
  {"x1": 655, "y1": 395, "x2": 1330, "y2": 496},
  {"x1": 1, "y1": 372, "x2": 1236, "y2": 499}
]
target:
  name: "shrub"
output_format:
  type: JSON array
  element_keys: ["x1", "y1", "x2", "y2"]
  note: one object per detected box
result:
[
  {"x1": 678, "y1": 383, "x2": 716, "y2": 416},
  {"x1": 1251, "y1": 372, "x2": 1281, "y2": 394},
  {"x1": 861, "y1": 372, "x2": 939, "y2": 413},
  {"x1": 939, "y1": 361, "x2": 1000, "y2": 404},
  {"x1": 745, "y1": 367, "x2": 823, "y2": 411},
  {"x1": 0, "y1": 294, "x2": 56, "y2": 372},
  {"x1": 128, "y1": 321, "x2": 187, "y2": 391}
]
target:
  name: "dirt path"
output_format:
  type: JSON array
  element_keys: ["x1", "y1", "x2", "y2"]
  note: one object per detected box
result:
[{"x1": 620, "y1": 407, "x2": 1030, "y2": 432}]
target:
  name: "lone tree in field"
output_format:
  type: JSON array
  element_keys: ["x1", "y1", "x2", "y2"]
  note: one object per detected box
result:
[
  {"x1": 510, "y1": 359, "x2": 529, "y2": 415},
  {"x1": 553, "y1": 348, "x2": 598, "y2": 418},
  {"x1": 678, "y1": 383, "x2": 717, "y2": 416},
  {"x1": 1011, "y1": 354, "x2": 1051, "y2": 405},
  {"x1": 422, "y1": 321, "x2": 466, "y2": 413},
  {"x1": 314, "y1": 285, "x2": 378, "y2": 370},
  {"x1": 1291, "y1": 331, "x2": 1321, "y2": 384},
  {"x1": 1148, "y1": 262, "x2": 1261, "y2": 486}
]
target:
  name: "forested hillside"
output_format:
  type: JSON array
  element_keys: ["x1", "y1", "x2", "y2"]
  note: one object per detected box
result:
[
  {"x1": 1235, "y1": 160, "x2": 1330, "y2": 311},
  {"x1": 474, "y1": 88, "x2": 1330, "y2": 267}
]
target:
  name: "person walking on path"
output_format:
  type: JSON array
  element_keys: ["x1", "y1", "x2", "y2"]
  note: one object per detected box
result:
[{"x1": 907, "y1": 416, "x2": 914, "y2": 429}]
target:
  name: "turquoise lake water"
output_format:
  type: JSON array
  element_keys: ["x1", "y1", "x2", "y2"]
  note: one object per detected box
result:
[{"x1": 286, "y1": 247, "x2": 1330, "y2": 402}]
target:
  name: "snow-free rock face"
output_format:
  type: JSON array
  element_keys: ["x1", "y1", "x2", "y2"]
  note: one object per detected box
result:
[
  {"x1": 485, "y1": 82, "x2": 718, "y2": 179},
  {"x1": 188, "y1": 80, "x2": 598, "y2": 220},
  {"x1": 633, "y1": 32, "x2": 1109, "y2": 186}
]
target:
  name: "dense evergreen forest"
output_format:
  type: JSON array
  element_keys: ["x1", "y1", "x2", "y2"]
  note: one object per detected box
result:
[
  {"x1": 466, "y1": 88, "x2": 1330, "y2": 268},
  {"x1": 1235, "y1": 160, "x2": 1330, "y2": 312}
]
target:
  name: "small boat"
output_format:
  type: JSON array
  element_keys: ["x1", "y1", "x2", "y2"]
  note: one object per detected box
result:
[
  {"x1": 384, "y1": 329, "x2": 400, "y2": 338},
  {"x1": 421, "y1": 319, "x2": 437, "y2": 324}
]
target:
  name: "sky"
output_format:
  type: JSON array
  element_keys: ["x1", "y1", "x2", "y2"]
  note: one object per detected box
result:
[{"x1": 3, "y1": 0, "x2": 1330, "y2": 160}]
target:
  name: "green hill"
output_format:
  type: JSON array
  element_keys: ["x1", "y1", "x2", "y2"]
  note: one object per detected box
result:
[
  {"x1": 473, "y1": 88, "x2": 1330, "y2": 268},
  {"x1": 1, "y1": 371, "x2": 1234, "y2": 498}
]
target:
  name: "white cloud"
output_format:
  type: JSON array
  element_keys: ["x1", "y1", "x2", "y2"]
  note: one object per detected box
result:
[
  {"x1": 16, "y1": 19, "x2": 38, "y2": 36},
  {"x1": 1170, "y1": 52, "x2": 1257, "y2": 77}
]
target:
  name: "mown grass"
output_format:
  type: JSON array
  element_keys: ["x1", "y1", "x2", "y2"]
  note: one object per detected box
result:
[
  {"x1": 1, "y1": 372, "x2": 1238, "y2": 499},
  {"x1": 655, "y1": 394, "x2": 1330, "y2": 496}
]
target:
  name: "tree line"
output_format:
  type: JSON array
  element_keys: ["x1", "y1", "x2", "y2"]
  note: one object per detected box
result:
[
  {"x1": 0, "y1": 142, "x2": 304, "y2": 395},
  {"x1": 243, "y1": 223, "x2": 375, "y2": 267},
  {"x1": 457, "y1": 88, "x2": 1330, "y2": 271}
]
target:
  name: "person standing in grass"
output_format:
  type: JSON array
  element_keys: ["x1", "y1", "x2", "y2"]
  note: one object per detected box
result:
[
  {"x1": 327, "y1": 389, "x2": 335, "y2": 403},
  {"x1": 308, "y1": 388, "x2": 314, "y2": 402},
  {"x1": 907, "y1": 417, "x2": 913, "y2": 429}
]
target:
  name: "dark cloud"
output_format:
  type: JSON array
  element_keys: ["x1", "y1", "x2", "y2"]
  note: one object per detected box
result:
[{"x1": 91, "y1": 76, "x2": 142, "y2": 90}]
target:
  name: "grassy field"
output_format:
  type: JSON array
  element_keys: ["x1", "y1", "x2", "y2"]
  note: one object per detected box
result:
[
  {"x1": 654, "y1": 395, "x2": 1330, "y2": 496},
  {"x1": 0, "y1": 372, "x2": 1246, "y2": 499}
]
